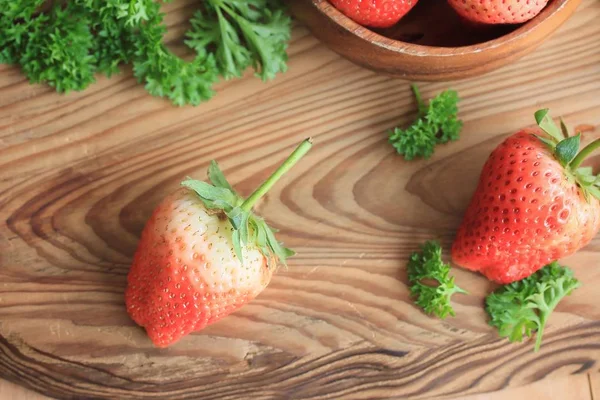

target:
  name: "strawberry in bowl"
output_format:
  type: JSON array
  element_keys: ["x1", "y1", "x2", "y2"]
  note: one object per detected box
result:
[
  {"x1": 447, "y1": 0, "x2": 549, "y2": 24},
  {"x1": 328, "y1": 0, "x2": 418, "y2": 28}
]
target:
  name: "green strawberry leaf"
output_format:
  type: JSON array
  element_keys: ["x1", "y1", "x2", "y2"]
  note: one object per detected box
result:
[
  {"x1": 554, "y1": 134, "x2": 580, "y2": 167},
  {"x1": 533, "y1": 110, "x2": 600, "y2": 201},
  {"x1": 209, "y1": 160, "x2": 235, "y2": 192},
  {"x1": 559, "y1": 118, "x2": 569, "y2": 139},
  {"x1": 227, "y1": 206, "x2": 250, "y2": 245},
  {"x1": 254, "y1": 218, "x2": 267, "y2": 247},
  {"x1": 232, "y1": 229, "x2": 243, "y2": 263},
  {"x1": 533, "y1": 134, "x2": 557, "y2": 150},
  {"x1": 576, "y1": 168, "x2": 596, "y2": 185},
  {"x1": 181, "y1": 138, "x2": 312, "y2": 268},
  {"x1": 181, "y1": 179, "x2": 238, "y2": 211},
  {"x1": 577, "y1": 166, "x2": 593, "y2": 175},
  {"x1": 239, "y1": 211, "x2": 250, "y2": 245},
  {"x1": 260, "y1": 217, "x2": 293, "y2": 267},
  {"x1": 535, "y1": 109, "x2": 563, "y2": 142},
  {"x1": 227, "y1": 206, "x2": 245, "y2": 229},
  {"x1": 585, "y1": 185, "x2": 600, "y2": 201}
]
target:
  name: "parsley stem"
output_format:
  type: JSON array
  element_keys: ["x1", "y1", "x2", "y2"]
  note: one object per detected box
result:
[
  {"x1": 454, "y1": 285, "x2": 468, "y2": 295},
  {"x1": 411, "y1": 84, "x2": 427, "y2": 116},
  {"x1": 241, "y1": 138, "x2": 313, "y2": 212},
  {"x1": 570, "y1": 138, "x2": 600, "y2": 169},
  {"x1": 534, "y1": 315, "x2": 547, "y2": 352}
]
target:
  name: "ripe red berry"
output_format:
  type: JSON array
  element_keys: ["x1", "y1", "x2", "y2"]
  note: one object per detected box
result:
[
  {"x1": 329, "y1": 0, "x2": 418, "y2": 28},
  {"x1": 452, "y1": 111, "x2": 600, "y2": 283}
]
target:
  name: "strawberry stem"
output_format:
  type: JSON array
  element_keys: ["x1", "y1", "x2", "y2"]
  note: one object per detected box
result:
[
  {"x1": 570, "y1": 138, "x2": 600, "y2": 169},
  {"x1": 241, "y1": 138, "x2": 313, "y2": 212}
]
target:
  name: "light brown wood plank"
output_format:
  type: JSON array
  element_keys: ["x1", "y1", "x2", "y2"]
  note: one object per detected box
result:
[
  {"x1": 1, "y1": 0, "x2": 600, "y2": 399},
  {"x1": 462, "y1": 374, "x2": 592, "y2": 400},
  {"x1": 0, "y1": 380, "x2": 48, "y2": 400},
  {"x1": 591, "y1": 373, "x2": 600, "y2": 400},
  {"x1": 1, "y1": 373, "x2": 593, "y2": 400}
]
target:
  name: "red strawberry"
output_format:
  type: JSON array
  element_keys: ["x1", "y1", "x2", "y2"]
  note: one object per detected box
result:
[
  {"x1": 329, "y1": 0, "x2": 418, "y2": 28},
  {"x1": 125, "y1": 139, "x2": 313, "y2": 347},
  {"x1": 447, "y1": 0, "x2": 549, "y2": 24},
  {"x1": 452, "y1": 110, "x2": 600, "y2": 284}
]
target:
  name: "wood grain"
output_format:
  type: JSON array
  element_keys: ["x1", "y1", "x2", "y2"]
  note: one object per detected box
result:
[
  {"x1": 463, "y1": 374, "x2": 592, "y2": 400},
  {"x1": 1, "y1": 374, "x2": 596, "y2": 400},
  {"x1": 0, "y1": 380, "x2": 48, "y2": 400},
  {"x1": 290, "y1": 0, "x2": 581, "y2": 80},
  {"x1": 591, "y1": 373, "x2": 600, "y2": 399},
  {"x1": 1, "y1": 0, "x2": 600, "y2": 399}
]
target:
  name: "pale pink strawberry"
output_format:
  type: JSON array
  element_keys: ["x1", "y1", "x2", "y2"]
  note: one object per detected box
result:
[
  {"x1": 447, "y1": 0, "x2": 549, "y2": 24},
  {"x1": 126, "y1": 139, "x2": 312, "y2": 347},
  {"x1": 126, "y1": 188, "x2": 273, "y2": 347}
]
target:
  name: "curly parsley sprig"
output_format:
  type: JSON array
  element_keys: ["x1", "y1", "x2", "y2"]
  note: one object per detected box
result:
[
  {"x1": 486, "y1": 262, "x2": 580, "y2": 352},
  {"x1": 407, "y1": 241, "x2": 467, "y2": 319},
  {"x1": 389, "y1": 84, "x2": 463, "y2": 160},
  {"x1": 0, "y1": 0, "x2": 291, "y2": 106},
  {"x1": 130, "y1": 1, "x2": 218, "y2": 106},
  {"x1": 186, "y1": 0, "x2": 290, "y2": 81}
]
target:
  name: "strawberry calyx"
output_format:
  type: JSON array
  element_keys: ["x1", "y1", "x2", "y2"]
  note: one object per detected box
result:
[
  {"x1": 533, "y1": 109, "x2": 600, "y2": 201},
  {"x1": 181, "y1": 138, "x2": 313, "y2": 268}
]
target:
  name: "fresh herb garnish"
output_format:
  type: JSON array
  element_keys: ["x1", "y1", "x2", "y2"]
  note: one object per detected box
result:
[
  {"x1": 389, "y1": 84, "x2": 462, "y2": 160},
  {"x1": 0, "y1": 0, "x2": 291, "y2": 106},
  {"x1": 408, "y1": 240, "x2": 467, "y2": 319},
  {"x1": 486, "y1": 262, "x2": 580, "y2": 351}
]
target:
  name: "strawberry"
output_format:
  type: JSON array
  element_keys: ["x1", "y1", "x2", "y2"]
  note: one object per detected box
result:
[
  {"x1": 329, "y1": 0, "x2": 418, "y2": 28},
  {"x1": 447, "y1": 0, "x2": 549, "y2": 24},
  {"x1": 452, "y1": 110, "x2": 600, "y2": 284},
  {"x1": 125, "y1": 139, "x2": 313, "y2": 347}
]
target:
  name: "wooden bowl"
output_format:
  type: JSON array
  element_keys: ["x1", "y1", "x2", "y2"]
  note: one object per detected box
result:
[{"x1": 290, "y1": 0, "x2": 581, "y2": 81}]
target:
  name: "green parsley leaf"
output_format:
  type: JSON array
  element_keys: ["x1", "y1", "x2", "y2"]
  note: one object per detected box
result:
[
  {"x1": 1, "y1": 1, "x2": 98, "y2": 93},
  {"x1": 407, "y1": 241, "x2": 467, "y2": 319},
  {"x1": 0, "y1": 0, "x2": 291, "y2": 106},
  {"x1": 130, "y1": 2, "x2": 219, "y2": 106},
  {"x1": 118, "y1": 0, "x2": 158, "y2": 26},
  {"x1": 389, "y1": 84, "x2": 463, "y2": 160},
  {"x1": 486, "y1": 262, "x2": 581, "y2": 352},
  {"x1": 0, "y1": 0, "x2": 43, "y2": 64},
  {"x1": 87, "y1": 0, "x2": 137, "y2": 77},
  {"x1": 186, "y1": 0, "x2": 291, "y2": 81}
]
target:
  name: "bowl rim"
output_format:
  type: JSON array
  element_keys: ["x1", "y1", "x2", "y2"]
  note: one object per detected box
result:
[{"x1": 314, "y1": 0, "x2": 572, "y2": 56}]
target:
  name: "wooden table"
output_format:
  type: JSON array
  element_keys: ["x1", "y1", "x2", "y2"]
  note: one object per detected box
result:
[
  {"x1": 2, "y1": 374, "x2": 598, "y2": 400},
  {"x1": 1, "y1": 1, "x2": 600, "y2": 399}
]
